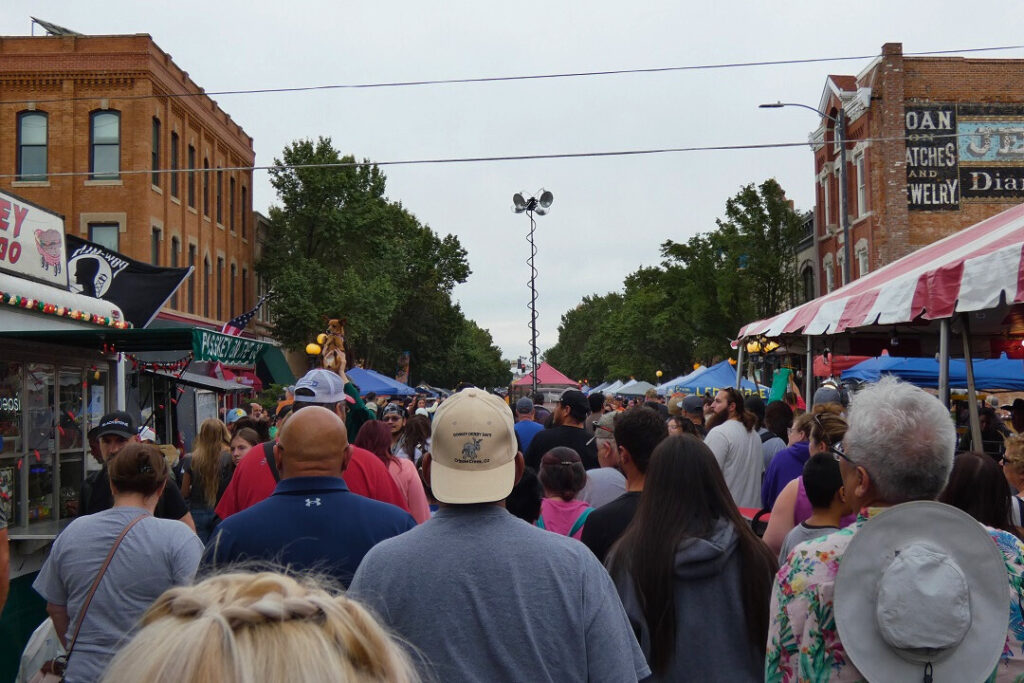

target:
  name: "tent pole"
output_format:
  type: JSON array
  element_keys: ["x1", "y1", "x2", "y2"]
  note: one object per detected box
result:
[
  {"x1": 735, "y1": 345, "x2": 745, "y2": 390},
  {"x1": 938, "y1": 319, "x2": 951, "y2": 409},
  {"x1": 116, "y1": 354, "x2": 127, "y2": 411},
  {"x1": 959, "y1": 315, "x2": 983, "y2": 453},
  {"x1": 805, "y1": 336, "x2": 814, "y2": 407}
]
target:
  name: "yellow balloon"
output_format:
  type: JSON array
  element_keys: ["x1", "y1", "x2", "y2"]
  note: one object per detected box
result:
[
  {"x1": 656, "y1": 370, "x2": 663, "y2": 378},
  {"x1": 317, "y1": 333, "x2": 328, "y2": 345},
  {"x1": 305, "y1": 343, "x2": 322, "y2": 356}
]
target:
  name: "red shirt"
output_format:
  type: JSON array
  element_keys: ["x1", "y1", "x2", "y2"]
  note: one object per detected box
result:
[{"x1": 215, "y1": 441, "x2": 410, "y2": 520}]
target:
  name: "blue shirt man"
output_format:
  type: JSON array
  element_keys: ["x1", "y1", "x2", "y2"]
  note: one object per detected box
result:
[
  {"x1": 203, "y1": 394, "x2": 415, "y2": 587},
  {"x1": 513, "y1": 396, "x2": 544, "y2": 453}
]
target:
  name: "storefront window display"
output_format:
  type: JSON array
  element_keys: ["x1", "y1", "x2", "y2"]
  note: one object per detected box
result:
[{"x1": 0, "y1": 362, "x2": 22, "y2": 526}]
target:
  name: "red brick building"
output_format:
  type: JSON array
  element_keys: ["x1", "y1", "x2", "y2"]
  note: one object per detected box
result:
[
  {"x1": 810, "y1": 42, "x2": 1024, "y2": 295},
  {"x1": 0, "y1": 33, "x2": 255, "y2": 327}
]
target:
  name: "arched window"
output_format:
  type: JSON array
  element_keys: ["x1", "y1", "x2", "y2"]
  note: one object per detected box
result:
[
  {"x1": 801, "y1": 264, "x2": 815, "y2": 303},
  {"x1": 203, "y1": 158, "x2": 210, "y2": 216},
  {"x1": 90, "y1": 110, "x2": 120, "y2": 179},
  {"x1": 17, "y1": 111, "x2": 47, "y2": 180}
]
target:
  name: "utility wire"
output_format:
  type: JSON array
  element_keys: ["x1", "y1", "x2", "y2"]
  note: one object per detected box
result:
[
  {"x1": 0, "y1": 130, "x2": 984, "y2": 180},
  {"x1": 2, "y1": 44, "x2": 1024, "y2": 106}
]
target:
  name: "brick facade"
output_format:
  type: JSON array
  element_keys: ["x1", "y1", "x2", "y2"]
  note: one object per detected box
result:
[
  {"x1": 812, "y1": 43, "x2": 1024, "y2": 294},
  {"x1": 0, "y1": 33, "x2": 255, "y2": 327}
]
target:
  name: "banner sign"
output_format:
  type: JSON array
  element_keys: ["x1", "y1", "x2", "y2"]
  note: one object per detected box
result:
[
  {"x1": 65, "y1": 235, "x2": 191, "y2": 328},
  {"x1": 906, "y1": 102, "x2": 1024, "y2": 210},
  {"x1": 0, "y1": 189, "x2": 69, "y2": 288},
  {"x1": 192, "y1": 329, "x2": 267, "y2": 366}
]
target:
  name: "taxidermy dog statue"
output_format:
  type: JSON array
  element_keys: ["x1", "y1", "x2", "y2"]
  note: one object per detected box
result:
[{"x1": 321, "y1": 318, "x2": 347, "y2": 373}]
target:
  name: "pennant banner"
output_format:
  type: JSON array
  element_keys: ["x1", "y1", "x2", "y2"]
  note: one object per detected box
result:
[{"x1": 65, "y1": 234, "x2": 192, "y2": 328}]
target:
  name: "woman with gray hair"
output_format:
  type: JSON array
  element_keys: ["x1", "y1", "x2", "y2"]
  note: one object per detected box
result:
[{"x1": 766, "y1": 377, "x2": 1024, "y2": 682}]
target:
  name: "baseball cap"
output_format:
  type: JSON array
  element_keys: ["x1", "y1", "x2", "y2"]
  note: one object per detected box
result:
[
  {"x1": 225, "y1": 408, "x2": 247, "y2": 425},
  {"x1": 294, "y1": 369, "x2": 354, "y2": 405},
  {"x1": 558, "y1": 389, "x2": 590, "y2": 420},
  {"x1": 681, "y1": 395, "x2": 704, "y2": 415},
  {"x1": 88, "y1": 410, "x2": 137, "y2": 440},
  {"x1": 515, "y1": 397, "x2": 534, "y2": 413},
  {"x1": 429, "y1": 388, "x2": 517, "y2": 504}
]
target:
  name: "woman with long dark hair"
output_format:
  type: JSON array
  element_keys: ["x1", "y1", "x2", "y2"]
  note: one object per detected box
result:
[
  {"x1": 607, "y1": 435, "x2": 777, "y2": 681},
  {"x1": 941, "y1": 450, "x2": 1024, "y2": 539},
  {"x1": 353, "y1": 421, "x2": 430, "y2": 523}
]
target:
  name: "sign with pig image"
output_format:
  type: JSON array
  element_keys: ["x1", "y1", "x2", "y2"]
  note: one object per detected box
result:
[{"x1": 0, "y1": 189, "x2": 68, "y2": 288}]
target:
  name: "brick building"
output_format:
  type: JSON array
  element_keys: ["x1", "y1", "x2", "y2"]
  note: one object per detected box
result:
[
  {"x1": 809, "y1": 42, "x2": 1024, "y2": 295},
  {"x1": 0, "y1": 32, "x2": 255, "y2": 328}
]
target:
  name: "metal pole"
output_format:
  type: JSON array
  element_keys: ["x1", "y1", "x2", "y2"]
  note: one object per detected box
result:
[
  {"x1": 805, "y1": 336, "x2": 814, "y2": 406},
  {"x1": 838, "y1": 108, "x2": 853, "y2": 285},
  {"x1": 938, "y1": 319, "x2": 951, "y2": 409},
  {"x1": 959, "y1": 316, "x2": 983, "y2": 453},
  {"x1": 734, "y1": 345, "x2": 746, "y2": 390},
  {"x1": 116, "y1": 354, "x2": 127, "y2": 410},
  {"x1": 527, "y1": 209, "x2": 539, "y2": 397}
]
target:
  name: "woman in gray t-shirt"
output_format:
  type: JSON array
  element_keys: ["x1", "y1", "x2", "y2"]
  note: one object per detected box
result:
[{"x1": 34, "y1": 443, "x2": 203, "y2": 683}]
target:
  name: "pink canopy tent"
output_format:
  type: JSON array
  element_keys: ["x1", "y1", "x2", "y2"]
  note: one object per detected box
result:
[{"x1": 512, "y1": 362, "x2": 580, "y2": 389}]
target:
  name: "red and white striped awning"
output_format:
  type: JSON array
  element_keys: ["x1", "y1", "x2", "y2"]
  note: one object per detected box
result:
[{"x1": 738, "y1": 202, "x2": 1024, "y2": 339}]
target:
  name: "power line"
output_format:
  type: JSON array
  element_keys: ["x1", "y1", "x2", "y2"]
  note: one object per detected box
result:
[
  {"x1": 0, "y1": 130, "x2": 982, "y2": 180},
  {"x1": 2, "y1": 44, "x2": 1023, "y2": 106}
]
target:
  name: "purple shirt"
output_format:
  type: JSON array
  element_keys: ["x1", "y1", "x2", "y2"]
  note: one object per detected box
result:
[{"x1": 761, "y1": 441, "x2": 810, "y2": 510}]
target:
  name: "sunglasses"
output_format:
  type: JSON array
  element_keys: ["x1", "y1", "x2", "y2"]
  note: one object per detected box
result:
[
  {"x1": 829, "y1": 440, "x2": 856, "y2": 466},
  {"x1": 382, "y1": 415, "x2": 403, "y2": 423}
]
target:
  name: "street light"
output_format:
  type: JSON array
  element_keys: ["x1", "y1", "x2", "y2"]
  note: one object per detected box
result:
[
  {"x1": 512, "y1": 189, "x2": 554, "y2": 396},
  {"x1": 760, "y1": 101, "x2": 852, "y2": 286}
]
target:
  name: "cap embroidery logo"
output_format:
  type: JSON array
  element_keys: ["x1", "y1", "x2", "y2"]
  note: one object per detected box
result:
[{"x1": 461, "y1": 437, "x2": 482, "y2": 460}]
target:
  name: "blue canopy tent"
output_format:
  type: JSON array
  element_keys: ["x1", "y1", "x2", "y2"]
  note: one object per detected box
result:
[
  {"x1": 347, "y1": 367, "x2": 417, "y2": 396},
  {"x1": 841, "y1": 355, "x2": 935, "y2": 385},
  {"x1": 841, "y1": 353, "x2": 1024, "y2": 391},
  {"x1": 656, "y1": 365, "x2": 707, "y2": 395},
  {"x1": 672, "y1": 360, "x2": 767, "y2": 398},
  {"x1": 968, "y1": 353, "x2": 1024, "y2": 391}
]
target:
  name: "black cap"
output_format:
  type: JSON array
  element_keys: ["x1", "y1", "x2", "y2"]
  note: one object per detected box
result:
[
  {"x1": 559, "y1": 390, "x2": 590, "y2": 421},
  {"x1": 88, "y1": 411, "x2": 137, "y2": 441}
]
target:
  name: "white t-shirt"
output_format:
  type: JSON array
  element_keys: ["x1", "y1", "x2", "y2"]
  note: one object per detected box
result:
[
  {"x1": 704, "y1": 419, "x2": 764, "y2": 509},
  {"x1": 577, "y1": 468, "x2": 627, "y2": 509}
]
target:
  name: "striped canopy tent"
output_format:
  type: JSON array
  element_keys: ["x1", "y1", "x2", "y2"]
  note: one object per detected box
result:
[{"x1": 735, "y1": 201, "x2": 1024, "y2": 450}]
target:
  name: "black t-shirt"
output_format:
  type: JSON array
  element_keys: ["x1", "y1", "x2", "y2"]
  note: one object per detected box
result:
[
  {"x1": 524, "y1": 424, "x2": 599, "y2": 471},
  {"x1": 580, "y1": 491, "x2": 642, "y2": 564},
  {"x1": 80, "y1": 464, "x2": 189, "y2": 520}
]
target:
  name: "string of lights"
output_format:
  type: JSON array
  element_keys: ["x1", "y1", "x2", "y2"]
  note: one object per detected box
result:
[
  {"x1": 0, "y1": 130, "x2": 992, "y2": 181},
  {"x1": 1, "y1": 44, "x2": 1022, "y2": 106}
]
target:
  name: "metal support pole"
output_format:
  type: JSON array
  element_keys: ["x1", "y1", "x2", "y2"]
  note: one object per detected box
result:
[
  {"x1": 938, "y1": 319, "x2": 951, "y2": 409},
  {"x1": 526, "y1": 209, "x2": 539, "y2": 397},
  {"x1": 115, "y1": 354, "x2": 127, "y2": 410},
  {"x1": 734, "y1": 345, "x2": 746, "y2": 390},
  {"x1": 959, "y1": 316, "x2": 983, "y2": 453},
  {"x1": 805, "y1": 336, "x2": 814, "y2": 406},
  {"x1": 838, "y1": 108, "x2": 853, "y2": 286}
]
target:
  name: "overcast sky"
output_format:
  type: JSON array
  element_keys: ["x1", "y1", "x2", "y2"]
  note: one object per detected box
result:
[{"x1": 6, "y1": 2, "x2": 1024, "y2": 362}]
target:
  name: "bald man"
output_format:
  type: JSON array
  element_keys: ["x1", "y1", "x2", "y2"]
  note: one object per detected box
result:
[{"x1": 201, "y1": 406, "x2": 416, "y2": 587}]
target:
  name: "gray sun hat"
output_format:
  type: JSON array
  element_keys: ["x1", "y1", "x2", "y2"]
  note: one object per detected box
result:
[{"x1": 834, "y1": 501, "x2": 1009, "y2": 683}]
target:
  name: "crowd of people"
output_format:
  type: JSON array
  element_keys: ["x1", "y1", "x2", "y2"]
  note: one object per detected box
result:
[{"x1": 19, "y1": 361, "x2": 1024, "y2": 682}]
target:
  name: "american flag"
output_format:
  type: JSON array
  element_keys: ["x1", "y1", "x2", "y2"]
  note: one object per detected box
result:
[{"x1": 221, "y1": 292, "x2": 272, "y2": 336}]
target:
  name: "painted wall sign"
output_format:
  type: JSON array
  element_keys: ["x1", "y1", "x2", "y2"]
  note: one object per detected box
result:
[
  {"x1": 0, "y1": 189, "x2": 69, "y2": 287},
  {"x1": 906, "y1": 102, "x2": 1024, "y2": 210}
]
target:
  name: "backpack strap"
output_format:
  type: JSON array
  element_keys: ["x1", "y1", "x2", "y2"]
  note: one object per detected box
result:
[
  {"x1": 535, "y1": 515, "x2": 546, "y2": 530},
  {"x1": 569, "y1": 507, "x2": 594, "y2": 537},
  {"x1": 263, "y1": 441, "x2": 281, "y2": 483}
]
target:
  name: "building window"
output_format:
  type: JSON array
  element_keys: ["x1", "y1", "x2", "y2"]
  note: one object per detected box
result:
[
  {"x1": 230, "y1": 263, "x2": 237, "y2": 315},
  {"x1": 170, "y1": 132, "x2": 180, "y2": 198},
  {"x1": 821, "y1": 177, "x2": 831, "y2": 230},
  {"x1": 229, "y1": 177, "x2": 236, "y2": 231},
  {"x1": 241, "y1": 186, "x2": 248, "y2": 238},
  {"x1": 170, "y1": 238, "x2": 180, "y2": 309},
  {"x1": 216, "y1": 257, "x2": 224, "y2": 320},
  {"x1": 855, "y1": 153, "x2": 867, "y2": 217},
  {"x1": 855, "y1": 239, "x2": 870, "y2": 278},
  {"x1": 17, "y1": 111, "x2": 47, "y2": 181},
  {"x1": 89, "y1": 223, "x2": 119, "y2": 251},
  {"x1": 257, "y1": 273, "x2": 270, "y2": 323},
  {"x1": 216, "y1": 168, "x2": 223, "y2": 224},
  {"x1": 801, "y1": 264, "x2": 815, "y2": 303},
  {"x1": 151, "y1": 227, "x2": 161, "y2": 265},
  {"x1": 203, "y1": 257, "x2": 211, "y2": 318},
  {"x1": 188, "y1": 245, "x2": 196, "y2": 314},
  {"x1": 187, "y1": 145, "x2": 196, "y2": 207},
  {"x1": 151, "y1": 117, "x2": 161, "y2": 187},
  {"x1": 90, "y1": 110, "x2": 120, "y2": 180},
  {"x1": 203, "y1": 158, "x2": 210, "y2": 216},
  {"x1": 837, "y1": 252, "x2": 847, "y2": 286},
  {"x1": 823, "y1": 254, "x2": 835, "y2": 294},
  {"x1": 242, "y1": 267, "x2": 248, "y2": 311}
]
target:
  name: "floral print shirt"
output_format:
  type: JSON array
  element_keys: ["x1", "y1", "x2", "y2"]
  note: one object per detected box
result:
[{"x1": 766, "y1": 507, "x2": 1024, "y2": 682}]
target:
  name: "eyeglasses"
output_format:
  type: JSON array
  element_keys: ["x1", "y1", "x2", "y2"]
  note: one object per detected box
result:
[
  {"x1": 382, "y1": 416, "x2": 403, "y2": 423},
  {"x1": 830, "y1": 440, "x2": 856, "y2": 466}
]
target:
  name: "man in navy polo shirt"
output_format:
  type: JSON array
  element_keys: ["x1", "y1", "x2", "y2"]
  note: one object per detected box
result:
[{"x1": 202, "y1": 399, "x2": 416, "y2": 587}]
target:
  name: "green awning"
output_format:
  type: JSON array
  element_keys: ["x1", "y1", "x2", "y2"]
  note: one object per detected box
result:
[
  {"x1": 257, "y1": 345, "x2": 296, "y2": 386},
  {"x1": 0, "y1": 327, "x2": 276, "y2": 366}
]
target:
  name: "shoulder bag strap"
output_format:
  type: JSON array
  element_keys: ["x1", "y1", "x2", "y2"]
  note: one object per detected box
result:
[
  {"x1": 263, "y1": 441, "x2": 281, "y2": 483},
  {"x1": 569, "y1": 507, "x2": 594, "y2": 537},
  {"x1": 64, "y1": 513, "x2": 148, "y2": 659}
]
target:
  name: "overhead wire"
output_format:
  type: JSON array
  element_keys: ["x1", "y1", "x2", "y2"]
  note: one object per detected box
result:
[{"x1": 1, "y1": 44, "x2": 1024, "y2": 106}]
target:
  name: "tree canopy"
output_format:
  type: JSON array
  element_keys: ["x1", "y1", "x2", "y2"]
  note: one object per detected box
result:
[
  {"x1": 544, "y1": 178, "x2": 804, "y2": 383},
  {"x1": 257, "y1": 137, "x2": 509, "y2": 388}
]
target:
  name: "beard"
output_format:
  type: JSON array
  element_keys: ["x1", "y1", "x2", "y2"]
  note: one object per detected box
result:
[{"x1": 705, "y1": 409, "x2": 729, "y2": 431}]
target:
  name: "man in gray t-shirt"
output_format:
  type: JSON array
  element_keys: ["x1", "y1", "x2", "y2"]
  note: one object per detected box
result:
[{"x1": 349, "y1": 389, "x2": 649, "y2": 682}]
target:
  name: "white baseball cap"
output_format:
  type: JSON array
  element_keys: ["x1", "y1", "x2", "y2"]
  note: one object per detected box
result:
[
  {"x1": 429, "y1": 388, "x2": 517, "y2": 504},
  {"x1": 294, "y1": 369, "x2": 352, "y2": 405}
]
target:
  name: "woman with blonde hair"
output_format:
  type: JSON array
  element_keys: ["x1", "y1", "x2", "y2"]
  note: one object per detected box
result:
[
  {"x1": 181, "y1": 418, "x2": 232, "y2": 543},
  {"x1": 100, "y1": 571, "x2": 419, "y2": 683}
]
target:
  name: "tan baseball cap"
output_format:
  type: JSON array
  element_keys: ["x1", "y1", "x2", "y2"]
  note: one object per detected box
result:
[{"x1": 429, "y1": 387, "x2": 517, "y2": 504}]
